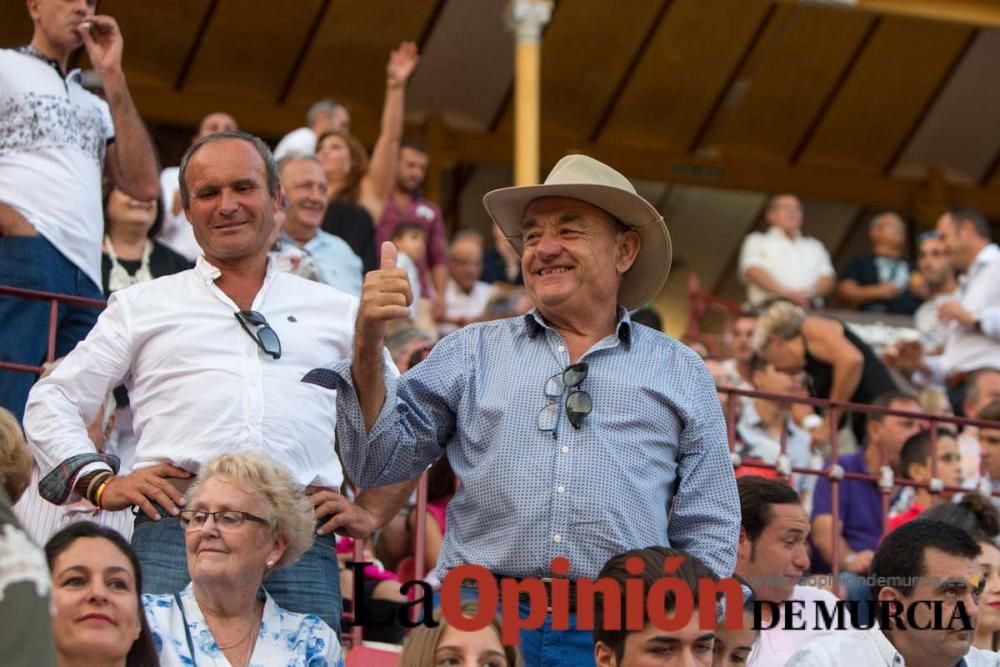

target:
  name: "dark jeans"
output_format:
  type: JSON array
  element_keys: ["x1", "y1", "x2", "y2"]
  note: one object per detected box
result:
[
  {"x1": 0, "y1": 234, "x2": 102, "y2": 421},
  {"x1": 132, "y1": 508, "x2": 343, "y2": 633}
]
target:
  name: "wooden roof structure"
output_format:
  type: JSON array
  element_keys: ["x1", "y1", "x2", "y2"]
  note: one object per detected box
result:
[{"x1": 4, "y1": 0, "x2": 1000, "y2": 310}]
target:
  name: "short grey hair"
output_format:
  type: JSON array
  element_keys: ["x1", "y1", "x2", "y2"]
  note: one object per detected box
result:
[
  {"x1": 178, "y1": 130, "x2": 279, "y2": 210},
  {"x1": 188, "y1": 452, "x2": 314, "y2": 569},
  {"x1": 752, "y1": 300, "x2": 807, "y2": 353},
  {"x1": 869, "y1": 211, "x2": 904, "y2": 234},
  {"x1": 306, "y1": 99, "x2": 342, "y2": 127},
  {"x1": 276, "y1": 153, "x2": 324, "y2": 179}
]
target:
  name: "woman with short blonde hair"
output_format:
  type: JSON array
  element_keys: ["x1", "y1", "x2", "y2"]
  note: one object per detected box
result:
[
  {"x1": 0, "y1": 406, "x2": 32, "y2": 503},
  {"x1": 143, "y1": 452, "x2": 343, "y2": 666},
  {"x1": 399, "y1": 601, "x2": 523, "y2": 667}
]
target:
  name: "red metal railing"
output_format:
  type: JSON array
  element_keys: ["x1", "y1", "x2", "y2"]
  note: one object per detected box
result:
[
  {"x1": 0, "y1": 285, "x2": 106, "y2": 375},
  {"x1": 719, "y1": 384, "x2": 1000, "y2": 594}
]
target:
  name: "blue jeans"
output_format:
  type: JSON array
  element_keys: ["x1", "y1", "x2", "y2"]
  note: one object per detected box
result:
[
  {"x1": 433, "y1": 586, "x2": 595, "y2": 667},
  {"x1": 839, "y1": 571, "x2": 872, "y2": 627},
  {"x1": 0, "y1": 234, "x2": 103, "y2": 421},
  {"x1": 132, "y1": 508, "x2": 342, "y2": 633}
]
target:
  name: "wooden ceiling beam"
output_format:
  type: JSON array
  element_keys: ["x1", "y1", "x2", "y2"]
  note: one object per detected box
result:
[{"x1": 845, "y1": 0, "x2": 1000, "y2": 29}]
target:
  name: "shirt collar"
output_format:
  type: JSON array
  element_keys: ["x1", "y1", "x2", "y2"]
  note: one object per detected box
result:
[
  {"x1": 523, "y1": 306, "x2": 633, "y2": 347},
  {"x1": 971, "y1": 243, "x2": 999, "y2": 271},
  {"x1": 766, "y1": 225, "x2": 801, "y2": 241},
  {"x1": 16, "y1": 45, "x2": 81, "y2": 82},
  {"x1": 194, "y1": 255, "x2": 277, "y2": 284},
  {"x1": 869, "y1": 624, "x2": 902, "y2": 663}
]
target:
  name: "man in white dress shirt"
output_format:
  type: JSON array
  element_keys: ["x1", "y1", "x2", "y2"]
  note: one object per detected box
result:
[
  {"x1": 788, "y1": 520, "x2": 998, "y2": 667},
  {"x1": 738, "y1": 194, "x2": 836, "y2": 308},
  {"x1": 735, "y1": 476, "x2": 847, "y2": 666},
  {"x1": 23, "y1": 131, "x2": 413, "y2": 633}
]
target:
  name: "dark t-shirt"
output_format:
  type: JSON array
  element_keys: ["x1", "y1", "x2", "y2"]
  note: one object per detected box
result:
[
  {"x1": 322, "y1": 201, "x2": 377, "y2": 275},
  {"x1": 481, "y1": 246, "x2": 523, "y2": 286},
  {"x1": 100, "y1": 240, "x2": 192, "y2": 297},
  {"x1": 840, "y1": 254, "x2": 920, "y2": 315}
]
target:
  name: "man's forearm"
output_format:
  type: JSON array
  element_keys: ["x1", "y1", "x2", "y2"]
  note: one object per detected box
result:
[
  {"x1": 743, "y1": 267, "x2": 787, "y2": 296},
  {"x1": 103, "y1": 73, "x2": 159, "y2": 200},
  {"x1": 356, "y1": 477, "x2": 420, "y2": 529},
  {"x1": 351, "y1": 340, "x2": 388, "y2": 432},
  {"x1": 0, "y1": 201, "x2": 36, "y2": 236},
  {"x1": 432, "y1": 264, "x2": 448, "y2": 302},
  {"x1": 814, "y1": 275, "x2": 835, "y2": 298}
]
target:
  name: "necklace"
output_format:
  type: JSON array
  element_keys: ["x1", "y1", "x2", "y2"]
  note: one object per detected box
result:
[
  {"x1": 104, "y1": 235, "x2": 154, "y2": 292},
  {"x1": 213, "y1": 600, "x2": 261, "y2": 667}
]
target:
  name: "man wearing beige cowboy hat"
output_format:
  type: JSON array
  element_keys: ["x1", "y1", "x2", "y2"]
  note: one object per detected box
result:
[{"x1": 307, "y1": 154, "x2": 740, "y2": 665}]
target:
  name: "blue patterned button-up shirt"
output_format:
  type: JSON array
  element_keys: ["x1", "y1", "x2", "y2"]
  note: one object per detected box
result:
[{"x1": 328, "y1": 309, "x2": 739, "y2": 581}]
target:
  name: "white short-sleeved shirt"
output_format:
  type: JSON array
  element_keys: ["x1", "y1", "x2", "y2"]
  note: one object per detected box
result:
[
  {"x1": 439, "y1": 279, "x2": 496, "y2": 336},
  {"x1": 786, "y1": 623, "x2": 1000, "y2": 666},
  {"x1": 738, "y1": 226, "x2": 835, "y2": 306},
  {"x1": 0, "y1": 47, "x2": 115, "y2": 289},
  {"x1": 157, "y1": 166, "x2": 202, "y2": 262}
]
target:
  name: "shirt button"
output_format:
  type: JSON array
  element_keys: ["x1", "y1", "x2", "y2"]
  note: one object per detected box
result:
[
  {"x1": 557, "y1": 345, "x2": 565, "y2": 353},
  {"x1": 561, "y1": 446, "x2": 569, "y2": 454},
  {"x1": 556, "y1": 485, "x2": 565, "y2": 493},
  {"x1": 553, "y1": 534, "x2": 562, "y2": 543}
]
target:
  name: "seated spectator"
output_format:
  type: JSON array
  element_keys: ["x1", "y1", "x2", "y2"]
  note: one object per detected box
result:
[
  {"x1": 272, "y1": 155, "x2": 363, "y2": 296},
  {"x1": 273, "y1": 99, "x2": 350, "y2": 161},
  {"x1": 713, "y1": 601, "x2": 758, "y2": 667},
  {"x1": 737, "y1": 355, "x2": 815, "y2": 500},
  {"x1": 957, "y1": 369, "x2": 1000, "y2": 487},
  {"x1": 887, "y1": 429, "x2": 963, "y2": 532},
  {"x1": 101, "y1": 184, "x2": 191, "y2": 296},
  {"x1": 630, "y1": 307, "x2": 663, "y2": 332},
  {"x1": 976, "y1": 400, "x2": 1000, "y2": 505},
  {"x1": 318, "y1": 43, "x2": 420, "y2": 273},
  {"x1": 45, "y1": 522, "x2": 158, "y2": 667},
  {"x1": 158, "y1": 112, "x2": 239, "y2": 261},
  {"x1": 920, "y1": 493, "x2": 1000, "y2": 653},
  {"x1": 385, "y1": 325, "x2": 434, "y2": 373},
  {"x1": 1, "y1": 408, "x2": 56, "y2": 666},
  {"x1": 594, "y1": 546, "x2": 727, "y2": 667},
  {"x1": 15, "y1": 369, "x2": 132, "y2": 544},
  {"x1": 836, "y1": 212, "x2": 919, "y2": 315},
  {"x1": 735, "y1": 476, "x2": 844, "y2": 666},
  {"x1": 142, "y1": 453, "x2": 343, "y2": 666},
  {"x1": 755, "y1": 300, "x2": 899, "y2": 443},
  {"x1": 810, "y1": 392, "x2": 923, "y2": 623},
  {"x1": 392, "y1": 221, "x2": 427, "y2": 323},
  {"x1": 440, "y1": 231, "x2": 496, "y2": 336},
  {"x1": 378, "y1": 139, "x2": 450, "y2": 319},
  {"x1": 482, "y1": 222, "x2": 523, "y2": 285},
  {"x1": 738, "y1": 194, "x2": 834, "y2": 308},
  {"x1": 399, "y1": 601, "x2": 523, "y2": 667},
  {"x1": 723, "y1": 311, "x2": 758, "y2": 390},
  {"x1": 912, "y1": 231, "x2": 958, "y2": 353},
  {"x1": 787, "y1": 520, "x2": 997, "y2": 666}
]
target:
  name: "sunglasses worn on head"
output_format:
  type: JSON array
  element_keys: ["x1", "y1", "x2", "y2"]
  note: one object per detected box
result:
[
  {"x1": 538, "y1": 362, "x2": 593, "y2": 434},
  {"x1": 235, "y1": 310, "x2": 281, "y2": 359}
]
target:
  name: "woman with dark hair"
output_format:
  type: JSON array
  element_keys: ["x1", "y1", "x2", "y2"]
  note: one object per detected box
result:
[
  {"x1": 45, "y1": 522, "x2": 159, "y2": 667},
  {"x1": 317, "y1": 42, "x2": 419, "y2": 273},
  {"x1": 101, "y1": 185, "x2": 190, "y2": 297}
]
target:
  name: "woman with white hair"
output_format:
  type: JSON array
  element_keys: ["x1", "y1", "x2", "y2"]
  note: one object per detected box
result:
[
  {"x1": 142, "y1": 453, "x2": 343, "y2": 666},
  {"x1": 753, "y1": 300, "x2": 898, "y2": 441}
]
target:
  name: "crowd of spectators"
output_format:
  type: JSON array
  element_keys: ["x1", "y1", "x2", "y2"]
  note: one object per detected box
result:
[{"x1": 2, "y1": 2, "x2": 1000, "y2": 667}]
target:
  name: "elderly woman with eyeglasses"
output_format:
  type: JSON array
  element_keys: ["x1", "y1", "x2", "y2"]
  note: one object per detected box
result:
[{"x1": 142, "y1": 453, "x2": 344, "y2": 667}]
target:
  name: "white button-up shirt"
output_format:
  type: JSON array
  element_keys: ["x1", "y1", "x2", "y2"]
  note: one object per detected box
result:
[
  {"x1": 25, "y1": 257, "x2": 359, "y2": 489},
  {"x1": 940, "y1": 243, "x2": 1000, "y2": 375},
  {"x1": 786, "y1": 624, "x2": 1000, "y2": 666},
  {"x1": 738, "y1": 226, "x2": 835, "y2": 306}
]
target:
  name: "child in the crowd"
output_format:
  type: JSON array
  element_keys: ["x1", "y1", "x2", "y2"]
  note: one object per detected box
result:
[
  {"x1": 391, "y1": 221, "x2": 428, "y2": 323},
  {"x1": 888, "y1": 428, "x2": 963, "y2": 531}
]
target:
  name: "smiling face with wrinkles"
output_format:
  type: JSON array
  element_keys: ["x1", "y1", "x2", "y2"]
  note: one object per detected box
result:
[
  {"x1": 182, "y1": 138, "x2": 280, "y2": 269},
  {"x1": 520, "y1": 197, "x2": 640, "y2": 326}
]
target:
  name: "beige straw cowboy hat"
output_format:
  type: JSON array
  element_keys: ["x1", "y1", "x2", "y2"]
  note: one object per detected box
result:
[{"x1": 482, "y1": 154, "x2": 672, "y2": 310}]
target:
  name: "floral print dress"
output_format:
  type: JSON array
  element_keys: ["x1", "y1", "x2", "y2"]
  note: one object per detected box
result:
[{"x1": 143, "y1": 583, "x2": 344, "y2": 667}]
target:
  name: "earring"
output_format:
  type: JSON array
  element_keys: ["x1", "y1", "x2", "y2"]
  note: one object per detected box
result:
[{"x1": 266, "y1": 560, "x2": 274, "y2": 569}]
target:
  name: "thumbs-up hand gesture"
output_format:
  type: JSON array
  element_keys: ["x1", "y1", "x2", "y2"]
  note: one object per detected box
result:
[{"x1": 357, "y1": 242, "x2": 413, "y2": 345}]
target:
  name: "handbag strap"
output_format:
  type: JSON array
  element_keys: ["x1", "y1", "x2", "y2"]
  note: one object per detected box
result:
[{"x1": 175, "y1": 592, "x2": 198, "y2": 667}]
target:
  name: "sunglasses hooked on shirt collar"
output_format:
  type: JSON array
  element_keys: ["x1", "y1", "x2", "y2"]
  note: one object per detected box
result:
[{"x1": 235, "y1": 310, "x2": 282, "y2": 359}]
